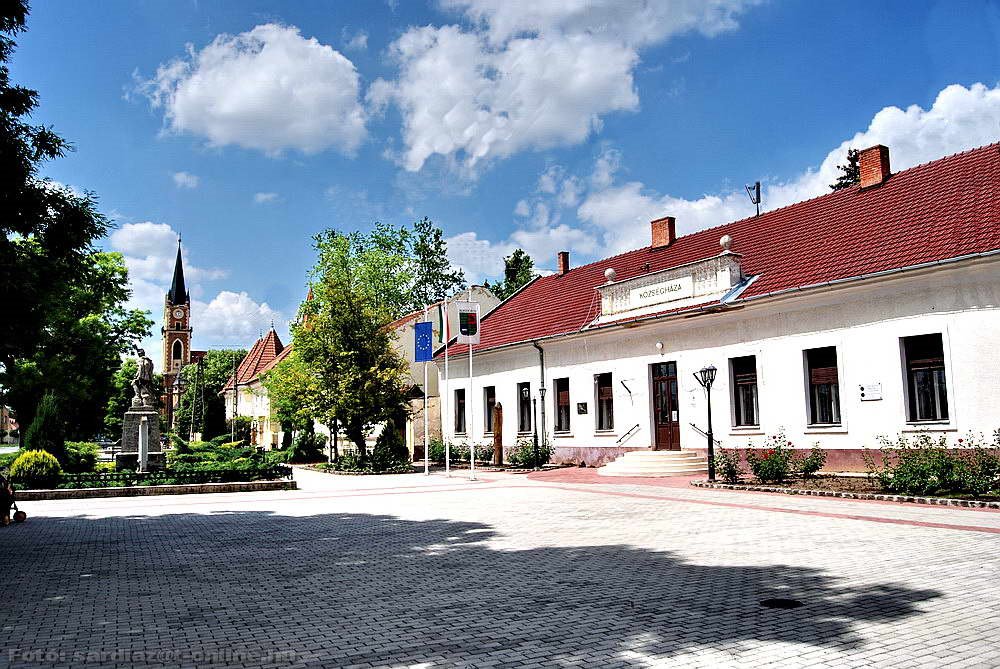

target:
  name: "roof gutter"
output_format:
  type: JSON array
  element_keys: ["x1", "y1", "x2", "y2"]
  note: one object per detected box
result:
[{"x1": 532, "y1": 341, "x2": 547, "y2": 448}]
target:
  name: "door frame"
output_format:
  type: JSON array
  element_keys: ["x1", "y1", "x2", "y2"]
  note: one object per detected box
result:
[{"x1": 649, "y1": 361, "x2": 681, "y2": 451}]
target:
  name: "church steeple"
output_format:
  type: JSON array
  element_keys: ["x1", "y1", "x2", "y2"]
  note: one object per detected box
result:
[{"x1": 167, "y1": 238, "x2": 188, "y2": 304}]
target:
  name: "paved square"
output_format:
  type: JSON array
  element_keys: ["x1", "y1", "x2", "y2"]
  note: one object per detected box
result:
[{"x1": 2, "y1": 468, "x2": 999, "y2": 668}]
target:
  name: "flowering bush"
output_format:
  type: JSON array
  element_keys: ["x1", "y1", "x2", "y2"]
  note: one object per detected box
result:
[
  {"x1": 797, "y1": 444, "x2": 827, "y2": 477},
  {"x1": 865, "y1": 431, "x2": 1000, "y2": 496},
  {"x1": 712, "y1": 449, "x2": 743, "y2": 483}
]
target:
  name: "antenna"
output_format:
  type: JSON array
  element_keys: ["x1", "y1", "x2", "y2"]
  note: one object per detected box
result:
[{"x1": 745, "y1": 181, "x2": 761, "y2": 217}]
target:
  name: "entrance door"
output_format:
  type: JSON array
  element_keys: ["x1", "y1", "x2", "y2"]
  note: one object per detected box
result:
[{"x1": 651, "y1": 362, "x2": 680, "y2": 450}]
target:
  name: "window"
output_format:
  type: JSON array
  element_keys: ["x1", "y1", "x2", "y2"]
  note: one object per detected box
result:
[
  {"x1": 806, "y1": 347, "x2": 840, "y2": 425},
  {"x1": 731, "y1": 355, "x2": 759, "y2": 427},
  {"x1": 517, "y1": 382, "x2": 531, "y2": 432},
  {"x1": 172, "y1": 339, "x2": 183, "y2": 360},
  {"x1": 454, "y1": 388, "x2": 466, "y2": 434},
  {"x1": 903, "y1": 334, "x2": 949, "y2": 422},
  {"x1": 554, "y1": 378, "x2": 570, "y2": 432},
  {"x1": 595, "y1": 373, "x2": 614, "y2": 431},
  {"x1": 484, "y1": 386, "x2": 496, "y2": 432}
]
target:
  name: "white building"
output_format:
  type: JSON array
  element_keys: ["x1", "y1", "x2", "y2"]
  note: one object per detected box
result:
[
  {"x1": 223, "y1": 328, "x2": 287, "y2": 447},
  {"x1": 436, "y1": 144, "x2": 1000, "y2": 472}
]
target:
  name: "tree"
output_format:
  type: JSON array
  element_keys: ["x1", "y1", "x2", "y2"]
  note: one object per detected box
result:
[
  {"x1": 103, "y1": 358, "x2": 137, "y2": 437},
  {"x1": 295, "y1": 229, "x2": 412, "y2": 461},
  {"x1": 260, "y1": 348, "x2": 319, "y2": 434},
  {"x1": 23, "y1": 391, "x2": 65, "y2": 463},
  {"x1": 487, "y1": 248, "x2": 536, "y2": 300},
  {"x1": 830, "y1": 148, "x2": 861, "y2": 190},
  {"x1": 408, "y1": 217, "x2": 465, "y2": 312},
  {"x1": 0, "y1": 5, "x2": 151, "y2": 437},
  {"x1": 173, "y1": 350, "x2": 246, "y2": 440}
]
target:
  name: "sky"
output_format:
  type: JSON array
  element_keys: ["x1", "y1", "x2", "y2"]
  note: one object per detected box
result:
[{"x1": 13, "y1": 0, "x2": 1000, "y2": 364}]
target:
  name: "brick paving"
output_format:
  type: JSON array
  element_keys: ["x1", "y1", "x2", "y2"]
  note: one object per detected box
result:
[{"x1": 1, "y1": 467, "x2": 998, "y2": 668}]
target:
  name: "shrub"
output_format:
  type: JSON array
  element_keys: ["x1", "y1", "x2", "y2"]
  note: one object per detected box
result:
[
  {"x1": 9, "y1": 450, "x2": 62, "y2": 489},
  {"x1": 287, "y1": 432, "x2": 326, "y2": 463},
  {"x1": 0, "y1": 450, "x2": 19, "y2": 470},
  {"x1": 63, "y1": 442, "x2": 99, "y2": 474},
  {"x1": 24, "y1": 392, "x2": 65, "y2": 464},
  {"x1": 507, "y1": 438, "x2": 552, "y2": 467},
  {"x1": 428, "y1": 438, "x2": 446, "y2": 462},
  {"x1": 796, "y1": 444, "x2": 827, "y2": 477},
  {"x1": 744, "y1": 432, "x2": 796, "y2": 483},
  {"x1": 170, "y1": 434, "x2": 192, "y2": 454},
  {"x1": 209, "y1": 435, "x2": 229, "y2": 447},
  {"x1": 371, "y1": 420, "x2": 410, "y2": 471},
  {"x1": 957, "y1": 434, "x2": 1000, "y2": 495},
  {"x1": 866, "y1": 433, "x2": 967, "y2": 496},
  {"x1": 713, "y1": 449, "x2": 743, "y2": 483}
]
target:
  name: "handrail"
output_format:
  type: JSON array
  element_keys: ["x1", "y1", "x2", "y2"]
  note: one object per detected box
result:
[
  {"x1": 616, "y1": 423, "x2": 641, "y2": 444},
  {"x1": 688, "y1": 422, "x2": 721, "y2": 447}
]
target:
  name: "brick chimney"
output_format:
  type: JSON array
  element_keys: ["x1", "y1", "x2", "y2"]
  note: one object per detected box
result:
[
  {"x1": 557, "y1": 251, "x2": 570, "y2": 275},
  {"x1": 651, "y1": 216, "x2": 676, "y2": 248},
  {"x1": 859, "y1": 145, "x2": 891, "y2": 188}
]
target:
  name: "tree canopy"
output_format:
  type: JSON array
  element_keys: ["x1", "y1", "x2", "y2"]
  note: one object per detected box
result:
[
  {"x1": 0, "y1": 2, "x2": 151, "y2": 437},
  {"x1": 830, "y1": 148, "x2": 861, "y2": 190},
  {"x1": 173, "y1": 350, "x2": 246, "y2": 440},
  {"x1": 487, "y1": 248, "x2": 536, "y2": 300}
]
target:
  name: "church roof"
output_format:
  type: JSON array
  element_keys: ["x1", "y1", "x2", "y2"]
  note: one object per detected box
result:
[
  {"x1": 223, "y1": 328, "x2": 284, "y2": 391},
  {"x1": 442, "y1": 141, "x2": 1000, "y2": 357},
  {"x1": 167, "y1": 240, "x2": 189, "y2": 304}
]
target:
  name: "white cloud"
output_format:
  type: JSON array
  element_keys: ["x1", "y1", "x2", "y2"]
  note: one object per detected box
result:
[
  {"x1": 137, "y1": 24, "x2": 366, "y2": 156},
  {"x1": 371, "y1": 1, "x2": 758, "y2": 172},
  {"x1": 454, "y1": 82, "x2": 1000, "y2": 276},
  {"x1": 446, "y1": 231, "x2": 512, "y2": 284},
  {"x1": 172, "y1": 171, "x2": 199, "y2": 189},
  {"x1": 254, "y1": 191, "x2": 280, "y2": 204},
  {"x1": 191, "y1": 291, "x2": 284, "y2": 346},
  {"x1": 343, "y1": 28, "x2": 368, "y2": 51}
]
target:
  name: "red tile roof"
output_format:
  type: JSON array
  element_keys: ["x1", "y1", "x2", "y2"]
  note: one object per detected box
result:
[
  {"x1": 223, "y1": 328, "x2": 284, "y2": 390},
  {"x1": 255, "y1": 341, "x2": 293, "y2": 378},
  {"x1": 445, "y1": 142, "x2": 1000, "y2": 357}
]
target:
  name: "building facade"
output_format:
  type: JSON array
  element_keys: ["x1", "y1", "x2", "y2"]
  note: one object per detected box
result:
[
  {"x1": 223, "y1": 328, "x2": 286, "y2": 447},
  {"x1": 161, "y1": 240, "x2": 205, "y2": 429},
  {"x1": 436, "y1": 144, "x2": 1000, "y2": 470}
]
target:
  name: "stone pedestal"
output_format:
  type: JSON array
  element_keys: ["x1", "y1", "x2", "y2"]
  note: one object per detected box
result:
[{"x1": 117, "y1": 407, "x2": 166, "y2": 471}]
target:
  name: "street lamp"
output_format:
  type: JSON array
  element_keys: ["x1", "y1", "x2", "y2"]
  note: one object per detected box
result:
[{"x1": 694, "y1": 365, "x2": 717, "y2": 482}]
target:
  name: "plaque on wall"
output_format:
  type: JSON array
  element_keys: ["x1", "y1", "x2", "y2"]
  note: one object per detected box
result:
[
  {"x1": 859, "y1": 383, "x2": 882, "y2": 401},
  {"x1": 576, "y1": 402, "x2": 588, "y2": 414}
]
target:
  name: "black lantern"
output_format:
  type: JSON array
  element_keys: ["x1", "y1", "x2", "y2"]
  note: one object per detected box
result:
[{"x1": 694, "y1": 365, "x2": 718, "y2": 482}]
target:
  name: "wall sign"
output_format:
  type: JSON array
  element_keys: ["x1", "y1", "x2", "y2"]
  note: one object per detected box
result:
[
  {"x1": 576, "y1": 402, "x2": 588, "y2": 414},
  {"x1": 859, "y1": 383, "x2": 882, "y2": 401},
  {"x1": 628, "y1": 275, "x2": 694, "y2": 310}
]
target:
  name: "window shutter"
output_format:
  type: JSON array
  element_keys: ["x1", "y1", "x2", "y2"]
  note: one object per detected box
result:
[{"x1": 810, "y1": 366, "x2": 838, "y2": 385}]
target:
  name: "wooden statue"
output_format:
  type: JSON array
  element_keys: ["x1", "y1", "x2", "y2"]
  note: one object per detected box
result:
[{"x1": 493, "y1": 402, "x2": 503, "y2": 465}]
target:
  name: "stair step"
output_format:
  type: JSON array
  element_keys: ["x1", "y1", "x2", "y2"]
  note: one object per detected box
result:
[{"x1": 598, "y1": 449, "x2": 707, "y2": 478}]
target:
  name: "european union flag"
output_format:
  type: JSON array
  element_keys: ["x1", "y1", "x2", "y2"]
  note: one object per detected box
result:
[{"x1": 414, "y1": 321, "x2": 434, "y2": 362}]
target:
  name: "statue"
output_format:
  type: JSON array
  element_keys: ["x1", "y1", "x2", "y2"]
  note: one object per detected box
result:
[{"x1": 131, "y1": 348, "x2": 155, "y2": 408}]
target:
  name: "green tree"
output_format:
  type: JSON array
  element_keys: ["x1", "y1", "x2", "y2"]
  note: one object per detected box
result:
[
  {"x1": 103, "y1": 357, "x2": 137, "y2": 437},
  {"x1": 23, "y1": 391, "x2": 65, "y2": 463},
  {"x1": 830, "y1": 148, "x2": 861, "y2": 190},
  {"x1": 0, "y1": 5, "x2": 151, "y2": 436},
  {"x1": 295, "y1": 229, "x2": 412, "y2": 460},
  {"x1": 487, "y1": 248, "x2": 536, "y2": 300},
  {"x1": 260, "y1": 348, "x2": 319, "y2": 434},
  {"x1": 408, "y1": 217, "x2": 465, "y2": 312},
  {"x1": 173, "y1": 350, "x2": 246, "y2": 440}
]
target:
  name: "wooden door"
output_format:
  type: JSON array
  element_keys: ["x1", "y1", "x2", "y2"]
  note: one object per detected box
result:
[{"x1": 651, "y1": 362, "x2": 680, "y2": 450}]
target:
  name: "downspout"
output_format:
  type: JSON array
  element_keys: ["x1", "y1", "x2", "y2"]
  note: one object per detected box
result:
[{"x1": 532, "y1": 341, "x2": 547, "y2": 449}]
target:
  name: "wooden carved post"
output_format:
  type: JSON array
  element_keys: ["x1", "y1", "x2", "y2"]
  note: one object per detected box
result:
[{"x1": 493, "y1": 402, "x2": 503, "y2": 466}]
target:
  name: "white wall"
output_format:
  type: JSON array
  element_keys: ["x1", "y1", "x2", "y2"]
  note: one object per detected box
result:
[{"x1": 438, "y1": 259, "x2": 1000, "y2": 455}]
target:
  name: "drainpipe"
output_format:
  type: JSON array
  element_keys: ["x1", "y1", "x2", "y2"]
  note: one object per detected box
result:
[{"x1": 532, "y1": 341, "x2": 547, "y2": 450}]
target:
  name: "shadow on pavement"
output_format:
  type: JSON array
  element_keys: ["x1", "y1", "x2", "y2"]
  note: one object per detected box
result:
[{"x1": 0, "y1": 510, "x2": 940, "y2": 667}]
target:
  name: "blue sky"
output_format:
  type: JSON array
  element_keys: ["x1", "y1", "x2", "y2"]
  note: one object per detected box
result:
[{"x1": 13, "y1": 0, "x2": 1000, "y2": 359}]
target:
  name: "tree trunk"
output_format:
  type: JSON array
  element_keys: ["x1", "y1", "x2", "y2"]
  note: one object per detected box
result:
[{"x1": 347, "y1": 425, "x2": 367, "y2": 462}]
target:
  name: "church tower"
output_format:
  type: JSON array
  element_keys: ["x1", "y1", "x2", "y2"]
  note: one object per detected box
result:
[{"x1": 162, "y1": 239, "x2": 192, "y2": 427}]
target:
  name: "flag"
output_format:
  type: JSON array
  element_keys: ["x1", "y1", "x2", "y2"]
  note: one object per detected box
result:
[
  {"x1": 414, "y1": 321, "x2": 434, "y2": 362},
  {"x1": 456, "y1": 301, "x2": 480, "y2": 344},
  {"x1": 437, "y1": 301, "x2": 446, "y2": 343}
]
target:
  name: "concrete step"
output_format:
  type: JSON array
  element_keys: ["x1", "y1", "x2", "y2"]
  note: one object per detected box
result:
[{"x1": 597, "y1": 449, "x2": 708, "y2": 477}]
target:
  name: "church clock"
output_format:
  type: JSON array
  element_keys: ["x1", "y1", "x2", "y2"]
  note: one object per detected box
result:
[{"x1": 173, "y1": 308, "x2": 185, "y2": 319}]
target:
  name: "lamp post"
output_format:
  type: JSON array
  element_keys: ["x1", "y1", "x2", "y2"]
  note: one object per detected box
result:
[
  {"x1": 694, "y1": 365, "x2": 717, "y2": 482},
  {"x1": 531, "y1": 397, "x2": 540, "y2": 470}
]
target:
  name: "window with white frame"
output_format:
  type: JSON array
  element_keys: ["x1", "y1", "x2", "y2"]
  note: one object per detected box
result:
[
  {"x1": 484, "y1": 386, "x2": 496, "y2": 432},
  {"x1": 517, "y1": 382, "x2": 531, "y2": 432},
  {"x1": 805, "y1": 346, "x2": 841, "y2": 425},
  {"x1": 730, "y1": 355, "x2": 759, "y2": 427},
  {"x1": 903, "y1": 333, "x2": 949, "y2": 422},
  {"x1": 595, "y1": 373, "x2": 614, "y2": 431},
  {"x1": 454, "y1": 388, "x2": 466, "y2": 434},
  {"x1": 554, "y1": 378, "x2": 570, "y2": 432}
]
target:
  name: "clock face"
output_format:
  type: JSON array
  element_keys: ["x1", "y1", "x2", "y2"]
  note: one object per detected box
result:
[{"x1": 173, "y1": 308, "x2": 184, "y2": 319}]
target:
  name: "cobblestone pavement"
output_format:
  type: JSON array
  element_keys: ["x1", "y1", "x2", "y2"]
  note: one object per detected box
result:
[{"x1": 2, "y1": 467, "x2": 999, "y2": 668}]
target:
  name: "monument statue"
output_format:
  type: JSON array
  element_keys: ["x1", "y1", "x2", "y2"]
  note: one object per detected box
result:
[
  {"x1": 117, "y1": 347, "x2": 164, "y2": 471},
  {"x1": 131, "y1": 348, "x2": 155, "y2": 408}
]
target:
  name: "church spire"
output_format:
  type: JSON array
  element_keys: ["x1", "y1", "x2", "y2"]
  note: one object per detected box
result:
[{"x1": 168, "y1": 238, "x2": 188, "y2": 304}]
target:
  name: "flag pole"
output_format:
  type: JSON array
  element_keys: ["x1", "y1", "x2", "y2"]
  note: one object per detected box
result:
[
  {"x1": 443, "y1": 296, "x2": 451, "y2": 477},
  {"x1": 423, "y1": 305, "x2": 429, "y2": 476},
  {"x1": 469, "y1": 339, "x2": 475, "y2": 481}
]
